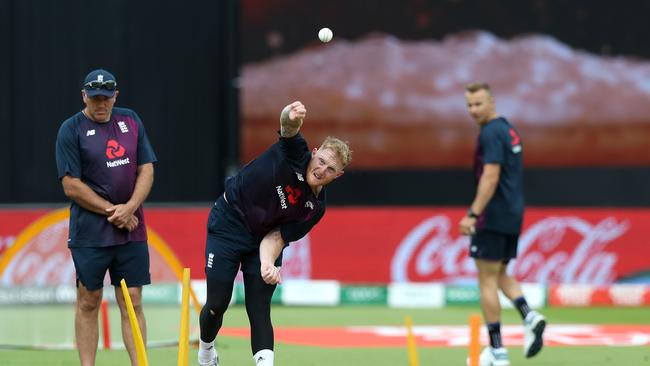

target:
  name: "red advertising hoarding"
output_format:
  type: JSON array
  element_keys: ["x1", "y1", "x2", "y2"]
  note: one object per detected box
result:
[
  {"x1": 308, "y1": 208, "x2": 649, "y2": 284},
  {"x1": 1, "y1": 207, "x2": 649, "y2": 285}
]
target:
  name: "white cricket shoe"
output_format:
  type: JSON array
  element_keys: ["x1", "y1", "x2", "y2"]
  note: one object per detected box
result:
[
  {"x1": 478, "y1": 347, "x2": 510, "y2": 366},
  {"x1": 523, "y1": 310, "x2": 546, "y2": 358},
  {"x1": 198, "y1": 348, "x2": 218, "y2": 366}
]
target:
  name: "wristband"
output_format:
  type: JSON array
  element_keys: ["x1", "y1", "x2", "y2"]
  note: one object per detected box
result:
[{"x1": 467, "y1": 209, "x2": 479, "y2": 219}]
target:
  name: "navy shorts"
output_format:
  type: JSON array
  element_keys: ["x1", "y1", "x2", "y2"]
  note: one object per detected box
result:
[
  {"x1": 469, "y1": 229, "x2": 519, "y2": 262},
  {"x1": 205, "y1": 196, "x2": 282, "y2": 282},
  {"x1": 70, "y1": 241, "x2": 151, "y2": 291}
]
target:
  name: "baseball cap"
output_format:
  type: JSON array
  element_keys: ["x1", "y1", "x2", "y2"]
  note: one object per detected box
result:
[{"x1": 83, "y1": 69, "x2": 118, "y2": 97}]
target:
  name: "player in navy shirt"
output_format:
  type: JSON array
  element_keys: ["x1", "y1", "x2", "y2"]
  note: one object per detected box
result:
[
  {"x1": 459, "y1": 83, "x2": 545, "y2": 366},
  {"x1": 55, "y1": 69, "x2": 156, "y2": 366},
  {"x1": 198, "y1": 101, "x2": 351, "y2": 366}
]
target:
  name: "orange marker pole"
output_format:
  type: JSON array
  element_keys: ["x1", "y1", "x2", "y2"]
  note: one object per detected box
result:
[
  {"x1": 468, "y1": 314, "x2": 482, "y2": 366},
  {"x1": 100, "y1": 299, "x2": 111, "y2": 350}
]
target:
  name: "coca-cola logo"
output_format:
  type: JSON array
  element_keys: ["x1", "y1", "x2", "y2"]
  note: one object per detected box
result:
[
  {"x1": 391, "y1": 215, "x2": 629, "y2": 284},
  {"x1": 515, "y1": 217, "x2": 627, "y2": 284},
  {"x1": 2, "y1": 215, "x2": 183, "y2": 286},
  {"x1": 2, "y1": 221, "x2": 75, "y2": 286},
  {"x1": 391, "y1": 216, "x2": 474, "y2": 283}
]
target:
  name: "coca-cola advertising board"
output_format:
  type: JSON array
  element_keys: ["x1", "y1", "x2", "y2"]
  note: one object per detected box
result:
[
  {"x1": 1, "y1": 207, "x2": 649, "y2": 285},
  {"x1": 310, "y1": 208, "x2": 649, "y2": 285}
]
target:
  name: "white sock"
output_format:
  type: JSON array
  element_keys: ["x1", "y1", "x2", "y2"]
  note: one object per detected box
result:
[
  {"x1": 253, "y1": 349, "x2": 274, "y2": 366},
  {"x1": 198, "y1": 339, "x2": 216, "y2": 363}
]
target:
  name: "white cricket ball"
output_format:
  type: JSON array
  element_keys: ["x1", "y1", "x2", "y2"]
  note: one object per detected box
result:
[{"x1": 318, "y1": 27, "x2": 333, "y2": 43}]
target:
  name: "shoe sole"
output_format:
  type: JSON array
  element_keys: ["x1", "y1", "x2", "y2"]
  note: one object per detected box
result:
[
  {"x1": 199, "y1": 354, "x2": 218, "y2": 366},
  {"x1": 525, "y1": 319, "x2": 546, "y2": 358}
]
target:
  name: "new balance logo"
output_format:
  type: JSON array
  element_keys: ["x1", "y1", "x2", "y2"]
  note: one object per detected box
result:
[{"x1": 86, "y1": 129, "x2": 95, "y2": 136}]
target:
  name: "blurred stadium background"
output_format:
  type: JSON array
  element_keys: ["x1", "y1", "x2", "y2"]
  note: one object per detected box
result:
[{"x1": 1, "y1": 0, "x2": 649, "y2": 365}]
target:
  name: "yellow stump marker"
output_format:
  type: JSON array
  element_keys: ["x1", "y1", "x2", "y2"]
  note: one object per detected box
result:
[
  {"x1": 178, "y1": 268, "x2": 191, "y2": 366},
  {"x1": 405, "y1": 315, "x2": 420, "y2": 366},
  {"x1": 120, "y1": 278, "x2": 149, "y2": 366},
  {"x1": 468, "y1": 314, "x2": 482, "y2": 366}
]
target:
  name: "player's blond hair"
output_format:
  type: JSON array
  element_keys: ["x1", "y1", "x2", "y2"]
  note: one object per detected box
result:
[
  {"x1": 465, "y1": 82, "x2": 493, "y2": 96},
  {"x1": 319, "y1": 136, "x2": 352, "y2": 168}
]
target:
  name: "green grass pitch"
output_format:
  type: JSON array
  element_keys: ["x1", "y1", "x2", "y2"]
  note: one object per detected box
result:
[{"x1": 0, "y1": 305, "x2": 649, "y2": 365}]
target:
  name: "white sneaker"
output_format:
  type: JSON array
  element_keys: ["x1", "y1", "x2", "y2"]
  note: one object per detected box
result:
[
  {"x1": 253, "y1": 349, "x2": 274, "y2": 366},
  {"x1": 523, "y1": 310, "x2": 546, "y2": 358},
  {"x1": 198, "y1": 348, "x2": 218, "y2": 366},
  {"x1": 478, "y1": 347, "x2": 510, "y2": 366}
]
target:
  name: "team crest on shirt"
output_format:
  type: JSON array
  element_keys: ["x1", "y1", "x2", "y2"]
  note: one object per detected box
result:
[
  {"x1": 295, "y1": 172, "x2": 304, "y2": 181},
  {"x1": 117, "y1": 121, "x2": 129, "y2": 133}
]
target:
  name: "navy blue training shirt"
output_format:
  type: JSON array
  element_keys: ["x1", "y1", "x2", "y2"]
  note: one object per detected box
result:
[
  {"x1": 473, "y1": 117, "x2": 524, "y2": 234},
  {"x1": 225, "y1": 133, "x2": 325, "y2": 243},
  {"x1": 55, "y1": 107, "x2": 157, "y2": 247}
]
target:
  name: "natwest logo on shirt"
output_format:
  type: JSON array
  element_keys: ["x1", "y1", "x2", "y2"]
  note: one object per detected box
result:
[
  {"x1": 285, "y1": 185, "x2": 301, "y2": 205},
  {"x1": 276, "y1": 186, "x2": 288, "y2": 209},
  {"x1": 509, "y1": 128, "x2": 522, "y2": 154},
  {"x1": 276, "y1": 185, "x2": 302, "y2": 209},
  {"x1": 105, "y1": 139, "x2": 130, "y2": 168},
  {"x1": 105, "y1": 139, "x2": 126, "y2": 159},
  {"x1": 107, "y1": 158, "x2": 130, "y2": 168}
]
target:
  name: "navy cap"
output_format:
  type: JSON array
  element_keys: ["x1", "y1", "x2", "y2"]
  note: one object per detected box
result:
[{"x1": 83, "y1": 69, "x2": 118, "y2": 97}]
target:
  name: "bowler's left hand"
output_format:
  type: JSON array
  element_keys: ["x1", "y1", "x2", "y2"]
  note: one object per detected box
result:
[
  {"x1": 459, "y1": 216, "x2": 477, "y2": 236},
  {"x1": 261, "y1": 262, "x2": 282, "y2": 285}
]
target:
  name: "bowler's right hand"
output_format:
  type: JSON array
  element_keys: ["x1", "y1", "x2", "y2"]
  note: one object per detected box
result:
[{"x1": 286, "y1": 101, "x2": 306, "y2": 122}]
